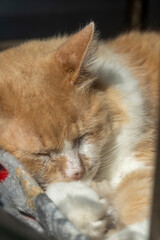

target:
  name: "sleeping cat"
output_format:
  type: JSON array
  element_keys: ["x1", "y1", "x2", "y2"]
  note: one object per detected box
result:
[{"x1": 0, "y1": 22, "x2": 158, "y2": 239}]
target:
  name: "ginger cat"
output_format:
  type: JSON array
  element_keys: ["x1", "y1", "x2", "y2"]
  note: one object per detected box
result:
[{"x1": 0, "y1": 22, "x2": 159, "y2": 239}]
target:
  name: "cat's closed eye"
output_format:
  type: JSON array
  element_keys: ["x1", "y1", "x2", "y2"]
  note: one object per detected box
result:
[
  {"x1": 33, "y1": 152, "x2": 53, "y2": 161},
  {"x1": 34, "y1": 152, "x2": 51, "y2": 158},
  {"x1": 33, "y1": 148, "x2": 59, "y2": 159},
  {"x1": 73, "y1": 133, "x2": 90, "y2": 147}
]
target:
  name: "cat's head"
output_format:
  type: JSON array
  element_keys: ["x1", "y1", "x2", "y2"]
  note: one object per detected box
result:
[{"x1": 0, "y1": 23, "x2": 122, "y2": 188}]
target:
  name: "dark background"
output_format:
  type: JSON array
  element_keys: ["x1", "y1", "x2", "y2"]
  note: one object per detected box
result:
[{"x1": 0, "y1": 0, "x2": 160, "y2": 41}]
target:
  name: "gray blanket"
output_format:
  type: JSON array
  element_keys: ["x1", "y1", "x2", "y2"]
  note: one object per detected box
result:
[{"x1": 0, "y1": 150, "x2": 88, "y2": 240}]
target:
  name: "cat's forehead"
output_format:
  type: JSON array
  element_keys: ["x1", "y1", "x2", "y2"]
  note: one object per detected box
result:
[{"x1": 21, "y1": 98, "x2": 84, "y2": 147}]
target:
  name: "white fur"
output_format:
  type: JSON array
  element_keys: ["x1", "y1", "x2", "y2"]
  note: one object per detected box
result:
[
  {"x1": 46, "y1": 181, "x2": 149, "y2": 240},
  {"x1": 79, "y1": 142, "x2": 100, "y2": 162},
  {"x1": 46, "y1": 181, "x2": 109, "y2": 239},
  {"x1": 109, "y1": 155, "x2": 146, "y2": 187},
  {"x1": 90, "y1": 49, "x2": 147, "y2": 188},
  {"x1": 61, "y1": 140, "x2": 100, "y2": 180},
  {"x1": 107, "y1": 219, "x2": 149, "y2": 240},
  {"x1": 46, "y1": 181, "x2": 99, "y2": 204},
  {"x1": 61, "y1": 140, "x2": 83, "y2": 178},
  {"x1": 79, "y1": 142, "x2": 101, "y2": 178}
]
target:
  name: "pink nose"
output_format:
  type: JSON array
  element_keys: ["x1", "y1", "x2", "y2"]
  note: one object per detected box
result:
[{"x1": 70, "y1": 169, "x2": 84, "y2": 180}]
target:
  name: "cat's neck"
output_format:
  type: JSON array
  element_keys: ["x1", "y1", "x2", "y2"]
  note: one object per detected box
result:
[{"x1": 91, "y1": 48, "x2": 147, "y2": 187}]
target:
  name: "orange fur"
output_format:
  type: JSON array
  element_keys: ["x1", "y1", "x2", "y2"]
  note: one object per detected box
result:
[
  {"x1": 0, "y1": 23, "x2": 159, "y2": 237},
  {"x1": 114, "y1": 169, "x2": 153, "y2": 225}
]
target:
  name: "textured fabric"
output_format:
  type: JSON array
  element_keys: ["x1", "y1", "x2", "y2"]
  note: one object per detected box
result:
[
  {"x1": 0, "y1": 163, "x2": 8, "y2": 182},
  {"x1": 0, "y1": 150, "x2": 88, "y2": 240}
]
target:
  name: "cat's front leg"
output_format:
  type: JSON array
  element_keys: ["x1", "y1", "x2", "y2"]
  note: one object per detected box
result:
[{"x1": 46, "y1": 181, "x2": 110, "y2": 240}]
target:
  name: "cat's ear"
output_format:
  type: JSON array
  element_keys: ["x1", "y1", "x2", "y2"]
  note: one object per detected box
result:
[{"x1": 54, "y1": 22, "x2": 96, "y2": 85}]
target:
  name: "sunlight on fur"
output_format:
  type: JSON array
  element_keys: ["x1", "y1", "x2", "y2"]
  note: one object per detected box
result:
[{"x1": 0, "y1": 22, "x2": 159, "y2": 239}]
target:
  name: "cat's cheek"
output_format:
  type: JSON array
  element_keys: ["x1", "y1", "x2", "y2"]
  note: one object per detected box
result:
[
  {"x1": 38, "y1": 156, "x2": 69, "y2": 185},
  {"x1": 79, "y1": 143, "x2": 101, "y2": 178}
]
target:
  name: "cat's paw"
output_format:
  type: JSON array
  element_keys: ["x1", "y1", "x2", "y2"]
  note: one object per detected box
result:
[{"x1": 46, "y1": 181, "x2": 109, "y2": 240}]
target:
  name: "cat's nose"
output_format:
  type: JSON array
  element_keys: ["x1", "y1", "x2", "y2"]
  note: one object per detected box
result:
[{"x1": 70, "y1": 169, "x2": 84, "y2": 180}]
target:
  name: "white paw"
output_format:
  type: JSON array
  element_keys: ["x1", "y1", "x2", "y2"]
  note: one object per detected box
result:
[{"x1": 46, "y1": 181, "x2": 108, "y2": 240}]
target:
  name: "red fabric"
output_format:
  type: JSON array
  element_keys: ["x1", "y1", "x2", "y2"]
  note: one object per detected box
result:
[{"x1": 0, "y1": 163, "x2": 9, "y2": 182}]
